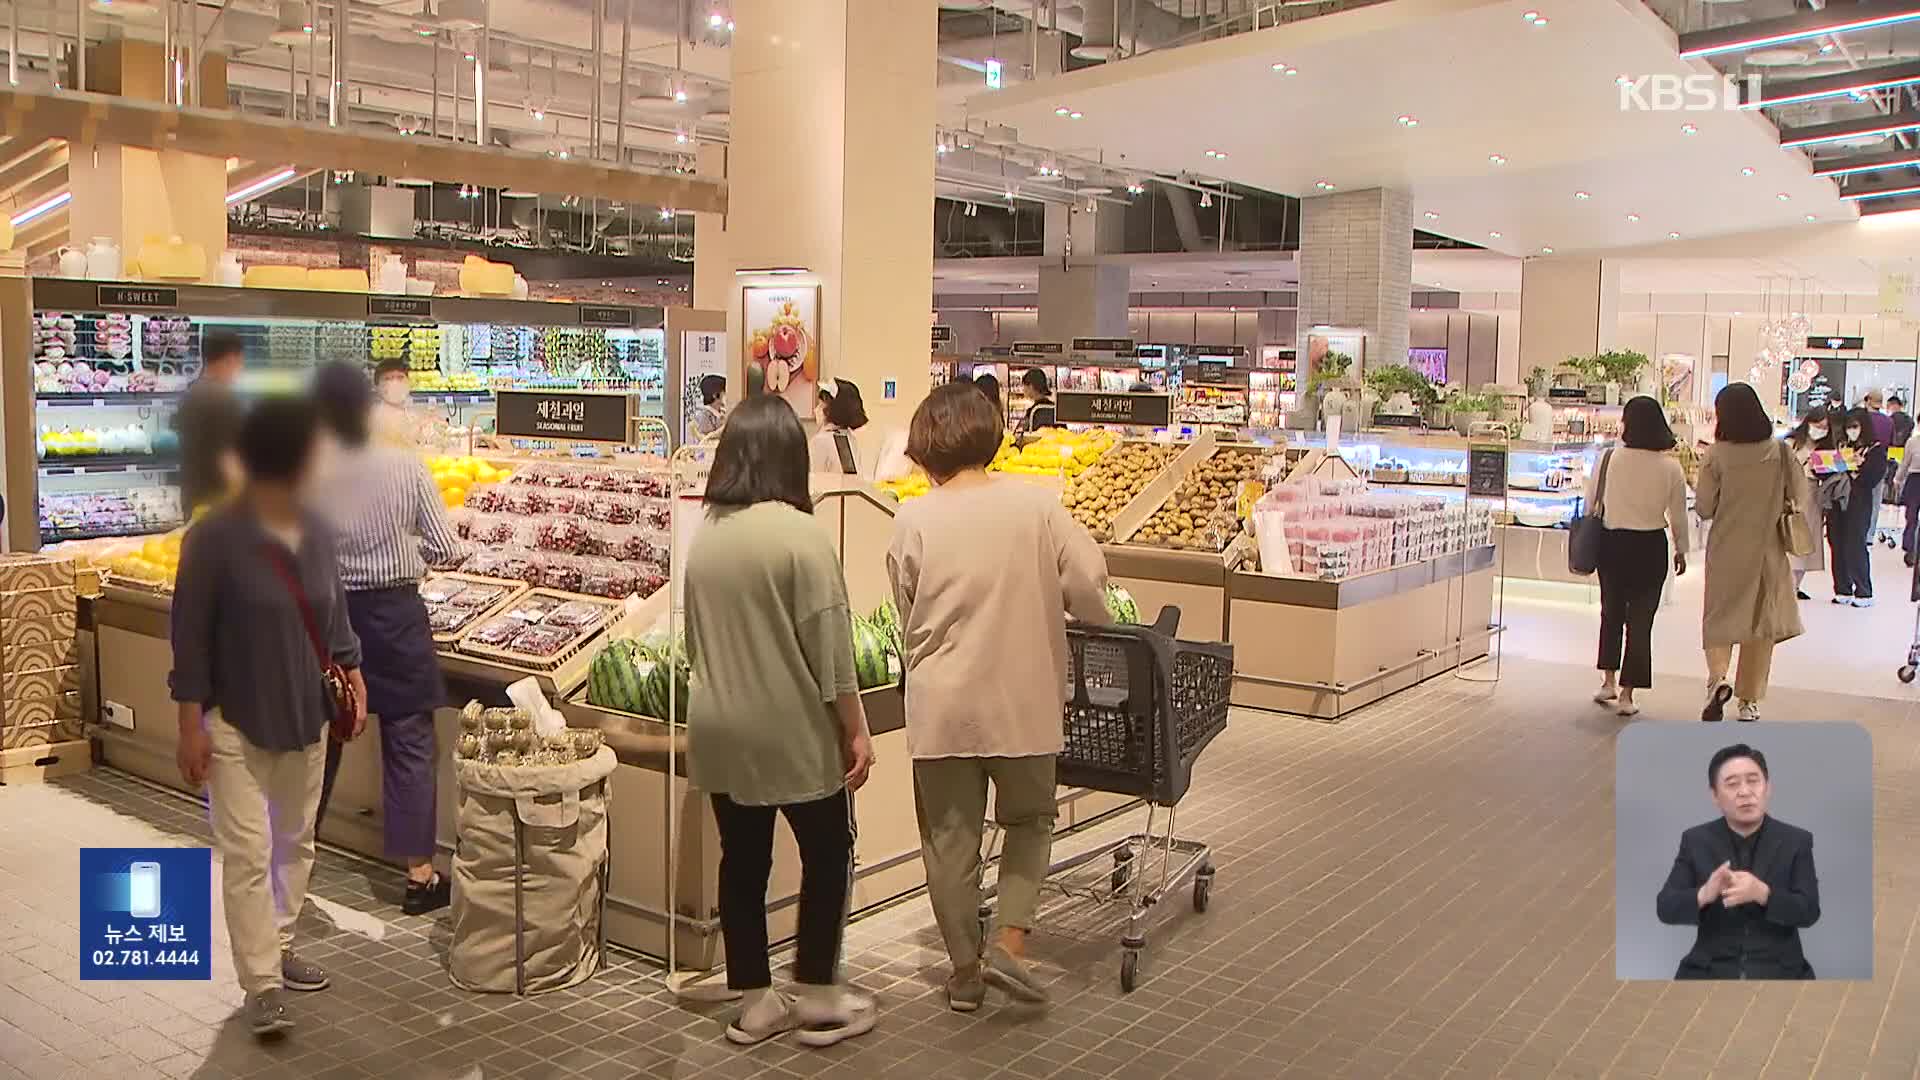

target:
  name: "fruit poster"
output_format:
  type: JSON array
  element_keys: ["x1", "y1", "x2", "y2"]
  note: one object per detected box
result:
[{"x1": 742, "y1": 285, "x2": 821, "y2": 417}]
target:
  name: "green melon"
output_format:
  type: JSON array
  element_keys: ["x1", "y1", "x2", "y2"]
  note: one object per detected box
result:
[
  {"x1": 588, "y1": 639, "x2": 648, "y2": 713},
  {"x1": 852, "y1": 619, "x2": 892, "y2": 690},
  {"x1": 1105, "y1": 584, "x2": 1140, "y2": 624}
]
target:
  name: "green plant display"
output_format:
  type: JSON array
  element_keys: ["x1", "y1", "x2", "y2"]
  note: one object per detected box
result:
[
  {"x1": 1307, "y1": 350, "x2": 1354, "y2": 393},
  {"x1": 1526, "y1": 365, "x2": 1552, "y2": 397},
  {"x1": 1567, "y1": 350, "x2": 1650, "y2": 387},
  {"x1": 1448, "y1": 391, "x2": 1498, "y2": 414},
  {"x1": 1363, "y1": 364, "x2": 1440, "y2": 406}
]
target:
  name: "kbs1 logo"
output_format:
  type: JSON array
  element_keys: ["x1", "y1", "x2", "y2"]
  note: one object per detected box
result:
[{"x1": 1617, "y1": 73, "x2": 1762, "y2": 112}]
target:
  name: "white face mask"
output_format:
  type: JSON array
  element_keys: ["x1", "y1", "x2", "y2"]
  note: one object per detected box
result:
[
  {"x1": 379, "y1": 380, "x2": 410, "y2": 407},
  {"x1": 1846, "y1": 427, "x2": 1863, "y2": 442},
  {"x1": 1808, "y1": 426, "x2": 1828, "y2": 440}
]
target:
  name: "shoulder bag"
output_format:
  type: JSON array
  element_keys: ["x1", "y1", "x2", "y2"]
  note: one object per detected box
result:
[
  {"x1": 1566, "y1": 449, "x2": 1613, "y2": 576},
  {"x1": 262, "y1": 544, "x2": 360, "y2": 742},
  {"x1": 1776, "y1": 442, "x2": 1815, "y2": 558}
]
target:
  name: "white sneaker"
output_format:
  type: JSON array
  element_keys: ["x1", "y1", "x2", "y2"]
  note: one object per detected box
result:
[
  {"x1": 792, "y1": 987, "x2": 877, "y2": 1048},
  {"x1": 1736, "y1": 700, "x2": 1761, "y2": 722},
  {"x1": 1616, "y1": 697, "x2": 1640, "y2": 717},
  {"x1": 725, "y1": 990, "x2": 796, "y2": 1046},
  {"x1": 1853, "y1": 597, "x2": 1877, "y2": 608},
  {"x1": 1832, "y1": 595, "x2": 1853, "y2": 604}
]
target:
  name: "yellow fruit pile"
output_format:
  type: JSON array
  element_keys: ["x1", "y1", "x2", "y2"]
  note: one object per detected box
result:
[
  {"x1": 427, "y1": 455, "x2": 512, "y2": 508},
  {"x1": 878, "y1": 474, "x2": 931, "y2": 502},
  {"x1": 105, "y1": 530, "x2": 184, "y2": 589},
  {"x1": 988, "y1": 428, "x2": 1117, "y2": 477}
]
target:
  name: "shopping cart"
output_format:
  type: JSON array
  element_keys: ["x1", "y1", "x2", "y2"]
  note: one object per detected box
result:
[{"x1": 976, "y1": 606, "x2": 1233, "y2": 993}]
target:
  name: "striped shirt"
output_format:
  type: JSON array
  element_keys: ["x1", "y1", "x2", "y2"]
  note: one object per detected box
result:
[{"x1": 317, "y1": 446, "x2": 466, "y2": 592}]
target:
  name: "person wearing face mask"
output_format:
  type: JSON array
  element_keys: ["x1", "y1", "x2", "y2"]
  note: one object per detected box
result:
[
  {"x1": 1828, "y1": 407, "x2": 1889, "y2": 607},
  {"x1": 1784, "y1": 409, "x2": 1834, "y2": 600},
  {"x1": 370, "y1": 358, "x2": 423, "y2": 448}
]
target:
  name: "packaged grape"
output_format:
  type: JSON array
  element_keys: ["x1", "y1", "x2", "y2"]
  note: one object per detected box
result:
[
  {"x1": 539, "y1": 555, "x2": 586, "y2": 593},
  {"x1": 500, "y1": 550, "x2": 543, "y2": 583},
  {"x1": 583, "y1": 492, "x2": 639, "y2": 524},
  {"x1": 534, "y1": 517, "x2": 596, "y2": 555},
  {"x1": 463, "y1": 483, "x2": 507, "y2": 512},
  {"x1": 579, "y1": 559, "x2": 638, "y2": 599},
  {"x1": 468, "y1": 514, "x2": 528, "y2": 547},
  {"x1": 428, "y1": 606, "x2": 469, "y2": 633},
  {"x1": 614, "y1": 528, "x2": 665, "y2": 566},
  {"x1": 544, "y1": 488, "x2": 583, "y2": 516},
  {"x1": 502, "y1": 488, "x2": 551, "y2": 516},
  {"x1": 446, "y1": 582, "x2": 508, "y2": 610},
  {"x1": 510, "y1": 623, "x2": 577, "y2": 657},
  {"x1": 503, "y1": 592, "x2": 562, "y2": 623},
  {"x1": 634, "y1": 473, "x2": 669, "y2": 499},
  {"x1": 420, "y1": 577, "x2": 466, "y2": 604},
  {"x1": 636, "y1": 571, "x2": 668, "y2": 599},
  {"x1": 545, "y1": 599, "x2": 611, "y2": 629},
  {"x1": 465, "y1": 616, "x2": 523, "y2": 647}
]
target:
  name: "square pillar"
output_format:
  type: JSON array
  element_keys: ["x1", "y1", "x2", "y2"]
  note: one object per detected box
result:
[
  {"x1": 1519, "y1": 257, "x2": 1620, "y2": 381},
  {"x1": 1038, "y1": 262, "x2": 1130, "y2": 340},
  {"x1": 1297, "y1": 187, "x2": 1412, "y2": 373}
]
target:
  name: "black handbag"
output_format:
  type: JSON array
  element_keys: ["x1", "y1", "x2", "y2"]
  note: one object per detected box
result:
[{"x1": 1566, "y1": 449, "x2": 1614, "y2": 576}]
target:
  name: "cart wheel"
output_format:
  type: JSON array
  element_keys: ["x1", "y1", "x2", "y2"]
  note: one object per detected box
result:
[
  {"x1": 1901, "y1": 666, "x2": 1917, "y2": 684},
  {"x1": 1120, "y1": 950, "x2": 1140, "y2": 993},
  {"x1": 1193, "y1": 873, "x2": 1213, "y2": 913}
]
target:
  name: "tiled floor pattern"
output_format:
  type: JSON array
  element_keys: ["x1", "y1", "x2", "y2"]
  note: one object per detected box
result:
[{"x1": 0, "y1": 657, "x2": 1917, "y2": 1080}]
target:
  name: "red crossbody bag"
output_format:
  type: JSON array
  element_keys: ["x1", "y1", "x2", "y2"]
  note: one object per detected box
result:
[{"x1": 262, "y1": 544, "x2": 359, "y2": 742}]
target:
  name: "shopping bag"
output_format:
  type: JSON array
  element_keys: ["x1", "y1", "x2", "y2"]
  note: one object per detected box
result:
[{"x1": 1566, "y1": 450, "x2": 1613, "y2": 576}]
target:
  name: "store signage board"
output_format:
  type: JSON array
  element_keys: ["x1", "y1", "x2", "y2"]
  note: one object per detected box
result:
[
  {"x1": 1467, "y1": 442, "x2": 1509, "y2": 498},
  {"x1": 1807, "y1": 335, "x2": 1865, "y2": 351},
  {"x1": 579, "y1": 305, "x2": 637, "y2": 328},
  {"x1": 1189, "y1": 344, "x2": 1248, "y2": 359},
  {"x1": 368, "y1": 296, "x2": 433, "y2": 319},
  {"x1": 1547, "y1": 386, "x2": 1591, "y2": 402},
  {"x1": 1373, "y1": 413, "x2": 1425, "y2": 428},
  {"x1": 931, "y1": 324, "x2": 954, "y2": 347},
  {"x1": 1057, "y1": 390, "x2": 1173, "y2": 427},
  {"x1": 1011, "y1": 341, "x2": 1067, "y2": 358},
  {"x1": 97, "y1": 285, "x2": 177, "y2": 310},
  {"x1": 496, "y1": 389, "x2": 631, "y2": 444},
  {"x1": 1072, "y1": 337, "x2": 1136, "y2": 354}
]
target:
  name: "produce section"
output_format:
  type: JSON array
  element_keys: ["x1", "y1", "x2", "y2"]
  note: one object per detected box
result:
[
  {"x1": 1062, "y1": 442, "x2": 1180, "y2": 541},
  {"x1": 1126, "y1": 445, "x2": 1272, "y2": 553}
]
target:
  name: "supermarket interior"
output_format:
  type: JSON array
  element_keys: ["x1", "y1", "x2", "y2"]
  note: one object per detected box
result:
[{"x1": 4, "y1": 0, "x2": 1920, "y2": 1078}]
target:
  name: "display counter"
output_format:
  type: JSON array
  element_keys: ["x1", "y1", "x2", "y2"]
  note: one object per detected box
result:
[
  {"x1": 1101, "y1": 545, "x2": 1233, "y2": 643},
  {"x1": 1228, "y1": 545, "x2": 1497, "y2": 720},
  {"x1": 85, "y1": 485, "x2": 1136, "y2": 970}
]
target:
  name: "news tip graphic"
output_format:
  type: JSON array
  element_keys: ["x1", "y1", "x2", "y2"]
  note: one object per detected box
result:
[{"x1": 79, "y1": 848, "x2": 212, "y2": 981}]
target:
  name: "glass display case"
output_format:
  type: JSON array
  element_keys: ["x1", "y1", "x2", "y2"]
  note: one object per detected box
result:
[
  {"x1": 1175, "y1": 368, "x2": 1251, "y2": 428},
  {"x1": 9, "y1": 279, "x2": 664, "y2": 551},
  {"x1": 1285, "y1": 430, "x2": 1599, "y2": 530},
  {"x1": 1250, "y1": 346, "x2": 1298, "y2": 431}
]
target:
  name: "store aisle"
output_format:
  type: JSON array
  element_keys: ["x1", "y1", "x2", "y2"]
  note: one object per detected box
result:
[
  {"x1": 1, "y1": 659, "x2": 1917, "y2": 1080},
  {"x1": 1502, "y1": 540, "x2": 1920, "y2": 710}
]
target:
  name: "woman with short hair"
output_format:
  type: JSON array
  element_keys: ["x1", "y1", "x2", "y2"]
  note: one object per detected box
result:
[
  {"x1": 808, "y1": 378, "x2": 870, "y2": 475},
  {"x1": 1019, "y1": 367, "x2": 1057, "y2": 433},
  {"x1": 1589, "y1": 396, "x2": 1690, "y2": 717},
  {"x1": 1695, "y1": 383, "x2": 1806, "y2": 722},
  {"x1": 690, "y1": 374, "x2": 728, "y2": 440},
  {"x1": 1826, "y1": 407, "x2": 1890, "y2": 607},
  {"x1": 684, "y1": 395, "x2": 876, "y2": 1048},
  {"x1": 888, "y1": 383, "x2": 1110, "y2": 1012}
]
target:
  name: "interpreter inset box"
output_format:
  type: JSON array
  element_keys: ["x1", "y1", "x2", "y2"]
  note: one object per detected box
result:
[{"x1": 1615, "y1": 723, "x2": 1872, "y2": 981}]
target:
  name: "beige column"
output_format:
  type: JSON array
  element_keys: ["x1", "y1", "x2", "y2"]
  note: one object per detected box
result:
[
  {"x1": 705, "y1": 0, "x2": 937, "y2": 433},
  {"x1": 1518, "y1": 256, "x2": 1620, "y2": 384}
]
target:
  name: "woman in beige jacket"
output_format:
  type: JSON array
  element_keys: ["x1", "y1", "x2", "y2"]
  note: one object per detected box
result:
[
  {"x1": 887, "y1": 383, "x2": 1110, "y2": 1013},
  {"x1": 1694, "y1": 382, "x2": 1806, "y2": 722}
]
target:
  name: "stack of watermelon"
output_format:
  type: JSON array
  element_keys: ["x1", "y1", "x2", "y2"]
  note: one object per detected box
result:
[
  {"x1": 1105, "y1": 584, "x2": 1141, "y2": 624},
  {"x1": 852, "y1": 602, "x2": 904, "y2": 691},
  {"x1": 587, "y1": 632, "x2": 690, "y2": 723}
]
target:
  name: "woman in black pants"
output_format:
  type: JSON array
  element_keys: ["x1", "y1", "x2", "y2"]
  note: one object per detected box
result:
[
  {"x1": 1828, "y1": 407, "x2": 1890, "y2": 607},
  {"x1": 1591, "y1": 397, "x2": 1691, "y2": 717}
]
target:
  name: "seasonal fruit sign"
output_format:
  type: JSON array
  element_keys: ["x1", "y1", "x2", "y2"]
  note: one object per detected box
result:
[{"x1": 743, "y1": 284, "x2": 820, "y2": 418}]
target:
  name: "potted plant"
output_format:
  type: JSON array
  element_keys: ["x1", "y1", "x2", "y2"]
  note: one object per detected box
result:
[
  {"x1": 1525, "y1": 365, "x2": 1552, "y2": 400},
  {"x1": 1449, "y1": 390, "x2": 1497, "y2": 436},
  {"x1": 1570, "y1": 349, "x2": 1650, "y2": 404}
]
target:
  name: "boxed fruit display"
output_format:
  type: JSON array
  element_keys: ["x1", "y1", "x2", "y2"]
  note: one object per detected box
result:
[
  {"x1": 420, "y1": 572, "x2": 526, "y2": 645},
  {"x1": 451, "y1": 458, "x2": 671, "y2": 602},
  {"x1": 1061, "y1": 442, "x2": 1180, "y2": 542},
  {"x1": 455, "y1": 588, "x2": 620, "y2": 692},
  {"x1": 452, "y1": 702, "x2": 605, "y2": 766},
  {"x1": 1126, "y1": 445, "x2": 1274, "y2": 553},
  {"x1": 1254, "y1": 476, "x2": 1493, "y2": 580}
]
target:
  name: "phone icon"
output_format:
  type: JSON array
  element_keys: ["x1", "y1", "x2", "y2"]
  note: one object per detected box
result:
[{"x1": 128, "y1": 862, "x2": 162, "y2": 919}]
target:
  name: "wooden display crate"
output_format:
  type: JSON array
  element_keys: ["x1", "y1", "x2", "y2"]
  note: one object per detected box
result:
[
  {"x1": 0, "y1": 740, "x2": 90, "y2": 785},
  {"x1": 422, "y1": 572, "x2": 529, "y2": 646},
  {"x1": 453, "y1": 589, "x2": 622, "y2": 697}
]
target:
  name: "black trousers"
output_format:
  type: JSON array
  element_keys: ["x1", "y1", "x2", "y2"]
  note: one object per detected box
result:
[
  {"x1": 1829, "y1": 484, "x2": 1879, "y2": 599},
  {"x1": 711, "y1": 788, "x2": 855, "y2": 991},
  {"x1": 1597, "y1": 527, "x2": 1668, "y2": 689}
]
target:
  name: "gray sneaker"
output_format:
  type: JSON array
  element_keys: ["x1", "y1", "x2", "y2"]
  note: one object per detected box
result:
[
  {"x1": 982, "y1": 944, "x2": 1049, "y2": 1004},
  {"x1": 947, "y1": 970, "x2": 986, "y2": 1013},
  {"x1": 248, "y1": 989, "x2": 292, "y2": 1039},
  {"x1": 280, "y1": 950, "x2": 329, "y2": 992}
]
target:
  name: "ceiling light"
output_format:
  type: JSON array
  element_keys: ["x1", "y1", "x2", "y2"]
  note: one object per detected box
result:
[
  {"x1": 1740, "y1": 166, "x2": 1755, "y2": 176},
  {"x1": 1741, "y1": 60, "x2": 1920, "y2": 110},
  {"x1": 1423, "y1": 210, "x2": 1439, "y2": 220},
  {"x1": 1522, "y1": 9, "x2": 1540, "y2": 21},
  {"x1": 557, "y1": 149, "x2": 570, "y2": 159},
  {"x1": 675, "y1": 128, "x2": 689, "y2": 144},
  {"x1": 1069, "y1": 111, "x2": 1083, "y2": 120},
  {"x1": 673, "y1": 86, "x2": 689, "y2": 103},
  {"x1": 1680, "y1": 122, "x2": 1698, "y2": 135},
  {"x1": 224, "y1": 167, "x2": 297, "y2": 205},
  {"x1": 1668, "y1": 231, "x2": 1681, "y2": 238},
  {"x1": 1532, "y1": 16, "x2": 1548, "y2": 27},
  {"x1": 1777, "y1": 191, "x2": 1792, "y2": 201},
  {"x1": 708, "y1": 11, "x2": 724, "y2": 28},
  {"x1": 660, "y1": 207, "x2": 675, "y2": 220},
  {"x1": 1271, "y1": 63, "x2": 1297, "y2": 75},
  {"x1": 1679, "y1": 4, "x2": 1920, "y2": 59},
  {"x1": 1488, "y1": 153, "x2": 1507, "y2": 165},
  {"x1": 1574, "y1": 190, "x2": 1591, "y2": 200},
  {"x1": 10, "y1": 191, "x2": 70, "y2": 227},
  {"x1": 501, "y1": 189, "x2": 537, "y2": 199},
  {"x1": 1396, "y1": 114, "x2": 1418, "y2": 127},
  {"x1": 1806, "y1": 213, "x2": 1818, "y2": 221},
  {"x1": 1055, "y1": 106, "x2": 1071, "y2": 116},
  {"x1": 1489, "y1": 230, "x2": 1502, "y2": 238},
  {"x1": 1541, "y1": 247, "x2": 1555, "y2": 254},
  {"x1": 1626, "y1": 212, "x2": 1641, "y2": 222}
]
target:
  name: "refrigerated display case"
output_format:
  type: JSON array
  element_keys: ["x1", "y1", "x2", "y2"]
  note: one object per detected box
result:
[
  {"x1": 1175, "y1": 368, "x2": 1251, "y2": 428},
  {"x1": 6, "y1": 279, "x2": 664, "y2": 551},
  {"x1": 1250, "y1": 346, "x2": 1298, "y2": 430}
]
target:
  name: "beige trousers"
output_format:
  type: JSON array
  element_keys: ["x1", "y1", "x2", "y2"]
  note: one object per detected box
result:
[
  {"x1": 207, "y1": 714, "x2": 326, "y2": 996},
  {"x1": 913, "y1": 755, "x2": 1056, "y2": 970},
  {"x1": 1706, "y1": 641, "x2": 1776, "y2": 703}
]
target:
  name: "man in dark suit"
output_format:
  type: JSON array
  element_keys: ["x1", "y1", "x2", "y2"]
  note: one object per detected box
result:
[{"x1": 1656, "y1": 743, "x2": 1819, "y2": 979}]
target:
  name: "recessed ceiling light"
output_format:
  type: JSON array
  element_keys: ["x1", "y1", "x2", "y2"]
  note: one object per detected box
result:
[
  {"x1": 1489, "y1": 153, "x2": 1507, "y2": 165},
  {"x1": 1668, "y1": 231, "x2": 1681, "y2": 239},
  {"x1": 1396, "y1": 114, "x2": 1419, "y2": 127},
  {"x1": 1740, "y1": 166, "x2": 1756, "y2": 176},
  {"x1": 1681, "y1": 122, "x2": 1698, "y2": 135},
  {"x1": 1271, "y1": 63, "x2": 1298, "y2": 75},
  {"x1": 1423, "y1": 210, "x2": 1439, "y2": 220},
  {"x1": 1055, "y1": 106, "x2": 1071, "y2": 116},
  {"x1": 1805, "y1": 213, "x2": 1818, "y2": 222},
  {"x1": 1522, "y1": 9, "x2": 1540, "y2": 21},
  {"x1": 1489, "y1": 230, "x2": 1503, "y2": 238},
  {"x1": 1315, "y1": 180, "x2": 1335, "y2": 191},
  {"x1": 1574, "y1": 190, "x2": 1591, "y2": 200},
  {"x1": 1615, "y1": 74, "x2": 1632, "y2": 87},
  {"x1": 1777, "y1": 192, "x2": 1792, "y2": 200},
  {"x1": 1541, "y1": 246, "x2": 1555, "y2": 254},
  {"x1": 1069, "y1": 111, "x2": 1083, "y2": 120},
  {"x1": 1532, "y1": 15, "x2": 1549, "y2": 27},
  {"x1": 1626, "y1": 212, "x2": 1641, "y2": 222}
]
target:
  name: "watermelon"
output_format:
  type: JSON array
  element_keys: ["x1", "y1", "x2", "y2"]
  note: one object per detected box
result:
[
  {"x1": 1105, "y1": 584, "x2": 1140, "y2": 624},
  {"x1": 587, "y1": 638, "x2": 648, "y2": 713},
  {"x1": 852, "y1": 618, "x2": 894, "y2": 690},
  {"x1": 588, "y1": 634, "x2": 689, "y2": 721},
  {"x1": 640, "y1": 658, "x2": 689, "y2": 724}
]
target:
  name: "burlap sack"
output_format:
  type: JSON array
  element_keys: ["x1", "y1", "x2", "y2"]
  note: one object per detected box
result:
[{"x1": 449, "y1": 745, "x2": 616, "y2": 994}]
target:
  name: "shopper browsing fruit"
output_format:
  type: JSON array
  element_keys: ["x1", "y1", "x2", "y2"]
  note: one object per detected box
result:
[
  {"x1": 682, "y1": 395, "x2": 877, "y2": 1049},
  {"x1": 887, "y1": 382, "x2": 1111, "y2": 1013},
  {"x1": 808, "y1": 378, "x2": 869, "y2": 475},
  {"x1": 169, "y1": 397, "x2": 365, "y2": 1040},
  {"x1": 1019, "y1": 367, "x2": 1057, "y2": 434},
  {"x1": 173, "y1": 331, "x2": 247, "y2": 512},
  {"x1": 307, "y1": 362, "x2": 466, "y2": 916}
]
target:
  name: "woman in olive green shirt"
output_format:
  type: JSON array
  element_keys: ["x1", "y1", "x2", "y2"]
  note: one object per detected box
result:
[{"x1": 683, "y1": 395, "x2": 876, "y2": 1049}]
